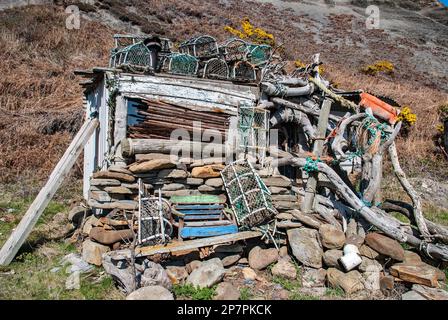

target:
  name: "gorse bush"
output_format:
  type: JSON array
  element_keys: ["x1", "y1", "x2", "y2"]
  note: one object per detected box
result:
[
  {"x1": 361, "y1": 60, "x2": 395, "y2": 76},
  {"x1": 224, "y1": 18, "x2": 275, "y2": 46}
]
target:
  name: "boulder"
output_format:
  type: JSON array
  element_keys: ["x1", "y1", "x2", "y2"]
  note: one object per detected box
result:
[
  {"x1": 166, "y1": 266, "x2": 189, "y2": 284},
  {"x1": 102, "y1": 255, "x2": 135, "y2": 294},
  {"x1": 319, "y1": 224, "x2": 345, "y2": 249},
  {"x1": 401, "y1": 290, "x2": 427, "y2": 300},
  {"x1": 358, "y1": 257, "x2": 382, "y2": 273},
  {"x1": 213, "y1": 282, "x2": 240, "y2": 300},
  {"x1": 302, "y1": 268, "x2": 326, "y2": 288},
  {"x1": 242, "y1": 267, "x2": 257, "y2": 281},
  {"x1": 365, "y1": 233, "x2": 405, "y2": 261},
  {"x1": 92, "y1": 170, "x2": 135, "y2": 183},
  {"x1": 191, "y1": 165, "x2": 225, "y2": 178},
  {"x1": 279, "y1": 246, "x2": 289, "y2": 257},
  {"x1": 271, "y1": 258, "x2": 297, "y2": 280},
  {"x1": 82, "y1": 215, "x2": 99, "y2": 235},
  {"x1": 412, "y1": 284, "x2": 448, "y2": 300},
  {"x1": 322, "y1": 249, "x2": 343, "y2": 269},
  {"x1": 359, "y1": 244, "x2": 380, "y2": 260},
  {"x1": 362, "y1": 268, "x2": 381, "y2": 291},
  {"x1": 186, "y1": 260, "x2": 202, "y2": 274},
  {"x1": 248, "y1": 246, "x2": 279, "y2": 270},
  {"x1": 271, "y1": 289, "x2": 290, "y2": 300},
  {"x1": 140, "y1": 261, "x2": 173, "y2": 290},
  {"x1": 129, "y1": 159, "x2": 176, "y2": 173},
  {"x1": 287, "y1": 228, "x2": 323, "y2": 268},
  {"x1": 186, "y1": 258, "x2": 225, "y2": 288},
  {"x1": 186, "y1": 178, "x2": 204, "y2": 186},
  {"x1": 326, "y1": 268, "x2": 364, "y2": 295},
  {"x1": 126, "y1": 286, "x2": 174, "y2": 300},
  {"x1": 345, "y1": 235, "x2": 365, "y2": 248},
  {"x1": 82, "y1": 239, "x2": 110, "y2": 266},
  {"x1": 206, "y1": 178, "x2": 223, "y2": 188}
]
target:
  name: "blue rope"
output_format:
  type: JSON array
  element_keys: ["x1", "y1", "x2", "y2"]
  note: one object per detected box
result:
[{"x1": 303, "y1": 157, "x2": 321, "y2": 173}]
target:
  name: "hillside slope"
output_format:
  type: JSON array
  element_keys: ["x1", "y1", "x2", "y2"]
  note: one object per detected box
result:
[{"x1": 0, "y1": 0, "x2": 447, "y2": 187}]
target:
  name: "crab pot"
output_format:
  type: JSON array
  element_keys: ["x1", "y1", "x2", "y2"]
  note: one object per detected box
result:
[
  {"x1": 222, "y1": 38, "x2": 248, "y2": 62},
  {"x1": 161, "y1": 53, "x2": 199, "y2": 76},
  {"x1": 179, "y1": 35, "x2": 219, "y2": 59},
  {"x1": 109, "y1": 42, "x2": 153, "y2": 69},
  {"x1": 247, "y1": 44, "x2": 271, "y2": 66},
  {"x1": 203, "y1": 58, "x2": 229, "y2": 80},
  {"x1": 232, "y1": 60, "x2": 257, "y2": 82}
]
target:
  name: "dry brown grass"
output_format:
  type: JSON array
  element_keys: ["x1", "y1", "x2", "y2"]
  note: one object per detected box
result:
[{"x1": 0, "y1": 1, "x2": 446, "y2": 187}]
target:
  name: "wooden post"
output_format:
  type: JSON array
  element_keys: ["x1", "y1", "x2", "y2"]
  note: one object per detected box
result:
[
  {"x1": 302, "y1": 99, "x2": 332, "y2": 213},
  {"x1": 0, "y1": 118, "x2": 99, "y2": 266}
]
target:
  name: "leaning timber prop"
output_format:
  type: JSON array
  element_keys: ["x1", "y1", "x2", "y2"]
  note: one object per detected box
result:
[{"x1": 0, "y1": 118, "x2": 99, "y2": 266}]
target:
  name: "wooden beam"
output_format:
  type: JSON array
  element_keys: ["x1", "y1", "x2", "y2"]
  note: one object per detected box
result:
[
  {"x1": 303, "y1": 98, "x2": 332, "y2": 213},
  {"x1": 0, "y1": 118, "x2": 99, "y2": 266},
  {"x1": 108, "y1": 231, "x2": 262, "y2": 259}
]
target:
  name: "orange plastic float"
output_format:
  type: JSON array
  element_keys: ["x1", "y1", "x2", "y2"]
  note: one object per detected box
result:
[{"x1": 359, "y1": 92, "x2": 399, "y2": 125}]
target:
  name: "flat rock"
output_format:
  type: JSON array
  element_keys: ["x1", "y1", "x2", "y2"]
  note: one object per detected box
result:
[
  {"x1": 186, "y1": 260, "x2": 202, "y2": 274},
  {"x1": 191, "y1": 165, "x2": 225, "y2": 178},
  {"x1": 319, "y1": 224, "x2": 346, "y2": 249},
  {"x1": 166, "y1": 266, "x2": 189, "y2": 284},
  {"x1": 221, "y1": 254, "x2": 241, "y2": 267},
  {"x1": 401, "y1": 290, "x2": 427, "y2": 300},
  {"x1": 191, "y1": 158, "x2": 225, "y2": 168},
  {"x1": 412, "y1": 284, "x2": 448, "y2": 300},
  {"x1": 141, "y1": 261, "x2": 173, "y2": 290},
  {"x1": 359, "y1": 245, "x2": 380, "y2": 260},
  {"x1": 126, "y1": 285, "x2": 174, "y2": 300},
  {"x1": 82, "y1": 239, "x2": 110, "y2": 266},
  {"x1": 362, "y1": 269, "x2": 381, "y2": 291},
  {"x1": 89, "y1": 190, "x2": 111, "y2": 202},
  {"x1": 90, "y1": 178, "x2": 121, "y2": 186},
  {"x1": 345, "y1": 235, "x2": 365, "y2": 248},
  {"x1": 205, "y1": 178, "x2": 223, "y2": 188},
  {"x1": 92, "y1": 170, "x2": 135, "y2": 183},
  {"x1": 82, "y1": 215, "x2": 98, "y2": 235},
  {"x1": 158, "y1": 169, "x2": 188, "y2": 179},
  {"x1": 213, "y1": 282, "x2": 240, "y2": 300},
  {"x1": 129, "y1": 159, "x2": 176, "y2": 173},
  {"x1": 87, "y1": 199, "x2": 138, "y2": 210},
  {"x1": 287, "y1": 228, "x2": 323, "y2": 268},
  {"x1": 108, "y1": 165, "x2": 133, "y2": 175},
  {"x1": 327, "y1": 268, "x2": 364, "y2": 295},
  {"x1": 162, "y1": 183, "x2": 186, "y2": 191},
  {"x1": 248, "y1": 246, "x2": 279, "y2": 270},
  {"x1": 186, "y1": 178, "x2": 204, "y2": 186},
  {"x1": 186, "y1": 258, "x2": 225, "y2": 288},
  {"x1": 273, "y1": 201, "x2": 301, "y2": 210},
  {"x1": 68, "y1": 206, "x2": 91, "y2": 226},
  {"x1": 390, "y1": 262, "x2": 440, "y2": 287},
  {"x1": 359, "y1": 257, "x2": 382, "y2": 273},
  {"x1": 323, "y1": 249, "x2": 343, "y2": 269},
  {"x1": 279, "y1": 246, "x2": 288, "y2": 257},
  {"x1": 404, "y1": 250, "x2": 422, "y2": 264},
  {"x1": 242, "y1": 267, "x2": 257, "y2": 281},
  {"x1": 104, "y1": 186, "x2": 134, "y2": 194},
  {"x1": 302, "y1": 268, "x2": 326, "y2": 288},
  {"x1": 271, "y1": 289, "x2": 290, "y2": 300},
  {"x1": 271, "y1": 258, "x2": 297, "y2": 280},
  {"x1": 65, "y1": 271, "x2": 80, "y2": 290},
  {"x1": 214, "y1": 243, "x2": 243, "y2": 253},
  {"x1": 275, "y1": 212, "x2": 294, "y2": 220},
  {"x1": 198, "y1": 185, "x2": 218, "y2": 192},
  {"x1": 365, "y1": 233, "x2": 404, "y2": 261},
  {"x1": 271, "y1": 195, "x2": 297, "y2": 202},
  {"x1": 135, "y1": 153, "x2": 175, "y2": 162},
  {"x1": 380, "y1": 275, "x2": 395, "y2": 293},
  {"x1": 269, "y1": 187, "x2": 289, "y2": 194},
  {"x1": 262, "y1": 176, "x2": 291, "y2": 187}
]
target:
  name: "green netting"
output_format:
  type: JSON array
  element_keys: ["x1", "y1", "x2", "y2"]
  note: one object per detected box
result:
[
  {"x1": 247, "y1": 44, "x2": 271, "y2": 66},
  {"x1": 221, "y1": 159, "x2": 277, "y2": 228},
  {"x1": 164, "y1": 53, "x2": 198, "y2": 75},
  {"x1": 110, "y1": 41, "x2": 152, "y2": 68}
]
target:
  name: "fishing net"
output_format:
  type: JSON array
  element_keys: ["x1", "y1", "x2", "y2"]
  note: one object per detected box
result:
[
  {"x1": 221, "y1": 160, "x2": 277, "y2": 228},
  {"x1": 247, "y1": 44, "x2": 271, "y2": 66}
]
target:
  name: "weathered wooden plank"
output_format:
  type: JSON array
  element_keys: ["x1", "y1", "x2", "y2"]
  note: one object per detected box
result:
[
  {"x1": 177, "y1": 209, "x2": 223, "y2": 215},
  {"x1": 181, "y1": 225, "x2": 238, "y2": 238},
  {"x1": 175, "y1": 204, "x2": 224, "y2": 210},
  {"x1": 0, "y1": 118, "x2": 99, "y2": 266},
  {"x1": 183, "y1": 214, "x2": 221, "y2": 221},
  {"x1": 108, "y1": 231, "x2": 262, "y2": 259}
]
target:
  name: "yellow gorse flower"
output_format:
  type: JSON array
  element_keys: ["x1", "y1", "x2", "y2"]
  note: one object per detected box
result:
[
  {"x1": 397, "y1": 106, "x2": 417, "y2": 126},
  {"x1": 224, "y1": 18, "x2": 275, "y2": 46}
]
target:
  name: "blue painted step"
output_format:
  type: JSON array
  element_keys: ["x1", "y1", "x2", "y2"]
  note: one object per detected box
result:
[{"x1": 180, "y1": 224, "x2": 238, "y2": 238}]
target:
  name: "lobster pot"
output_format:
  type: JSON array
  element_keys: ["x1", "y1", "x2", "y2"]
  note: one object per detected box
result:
[
  {"x1": 203, "y1": 58, "x2": 229, "y2": 80},
  {"x1": 232, "y1": 60, "x2": 257, "y2": 81},
  {"x1": 222, "y1": 38, "x2": 248, "y2": 62},
  {"x1": 161, "y1": 53, "x2": 198, "y2": 76},
  {"x1": 110, "y1": 42, "x2": 152, "y2": 69},
  {"x1": 237, "y1": 103, "x2": 269, "y2": 165},
  {"x1": 221, "y1": 160, "x2": 277, "y2": 228},
  {"x1": 247, "y1": 44, "x2": 271, "y2": 66},
  {"x1": 138, "y1": 180, "x2": 173, "y2": 245},
  {"x1": 180, "y1": 35, "x2": 219, "y2": 59}
]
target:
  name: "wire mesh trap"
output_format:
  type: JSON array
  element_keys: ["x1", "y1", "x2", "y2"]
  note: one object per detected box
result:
[
  {"x1": 247, "y1": 44, "x2": 271, "y2": 66},
  {"x1": 110, "y1": 41, "x2": 153, "y2": 69},
  {"x1": 222, "y1": 38, "x2": 248, "y2": 62},
  {"x1": 161, "y1": 53, "x2": 199, "y2": 76},
  {"x1": 203, "y1": 58, "x2": 229, "y2": 80},
  {"x1": 179, "y1": 35, "x2": 219, "y2": 59},
  {"x1": 221, "y1": 160, "x2": 277, "y2": 228},
  {"x1": 237, "y1": 103, "x2": 270, "y2": 164},
  {"x1": 137, "y1": 180, "x2": 173, "y2": 245},
  {"x1": 232, "y1": 60, "x2": 257, "y2": 81}
]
